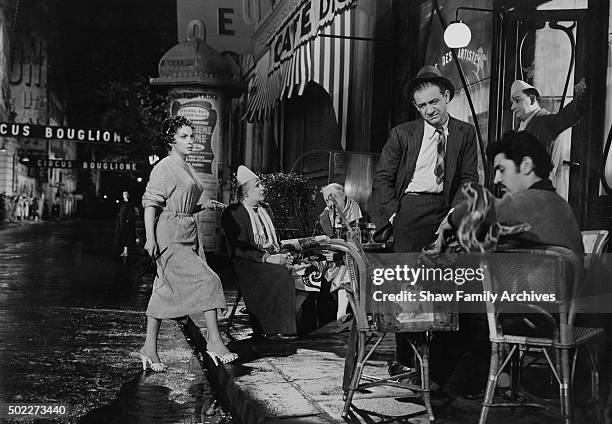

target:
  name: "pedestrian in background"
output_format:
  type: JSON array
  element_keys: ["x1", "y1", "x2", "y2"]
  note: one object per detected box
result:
[
  {"x1": 134, "y1": 115, "x2": 237, "y2": 372},
  {"x1": 51, "y1": 196, "x2": 61, "y2": 220},
  {"x1": 31, "y1": 197, "x2": 39, "y2": 221},
  {"x1": 0, "y1": 193, "x2": 5, "y2": 223},
  {"x1": 116, "y1": 190, "x2": 138, "y2": 258},
  {"x1": 15, "y1": 196, "x2": 23, "y2": 220}
]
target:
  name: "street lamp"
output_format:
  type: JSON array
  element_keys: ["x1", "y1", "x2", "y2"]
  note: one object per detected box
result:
[
  {"x1": 148, "y1": 154, "x2": 160, "y2": 165},
  {"x1": 443, "y1": 7, "x2": 496, "y2": 49},
  {"x1": 444, "y1": 21, "x2": 471, "y2": 48},
  {"x1": 0, "y1": 140, "x2": 6, "y2": 153}
]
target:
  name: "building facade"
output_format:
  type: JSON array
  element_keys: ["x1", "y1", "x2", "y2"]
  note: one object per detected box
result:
[
  {"x1": 0, "y1": 0, "x2": 75, "y2": 220},
  {"x1": 176, "y1": 0, "x2": 611, "y2": 232}
]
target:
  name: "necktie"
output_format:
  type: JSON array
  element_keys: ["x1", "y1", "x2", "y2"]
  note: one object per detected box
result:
[{"x1": 434, "y1": 128, "x2": 446, "y2": 185}]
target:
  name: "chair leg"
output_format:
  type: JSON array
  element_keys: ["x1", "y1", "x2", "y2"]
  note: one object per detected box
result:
[
  {"x1": 342, "y1": 331, "x2": 367, "y2": 418},
  {"x1": 560, "y1": 348, "x2": 573, "y2": 424},
  {"x1": 419, "y1": 334, "x2": 435, "y2": 423},
  {"x1": 585, "y1": 345, "x2": 602, "y2": 422},
  {"x1": 342, "y1": 320, "x2": 358, "y2": 394},
  {"x1": 479, "y1": 342, "x2": 501, "y2": 424},
  {"x1": 225, "y1": 289, "x2": 242, "y2": 337},
  {"x1": 509, "y1": 348, "x2": 521, "y2": 401}
]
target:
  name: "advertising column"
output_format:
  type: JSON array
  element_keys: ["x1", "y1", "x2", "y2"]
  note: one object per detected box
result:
[{"x1": 169, "y1": 88, "x2": 225, "y2": 252}]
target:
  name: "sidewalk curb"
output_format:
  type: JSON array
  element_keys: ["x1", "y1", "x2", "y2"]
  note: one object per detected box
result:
[{"x1": 207, "y1": 358, "x2": 338, "y2": 424}]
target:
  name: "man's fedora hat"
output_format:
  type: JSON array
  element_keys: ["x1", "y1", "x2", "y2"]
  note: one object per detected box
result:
[{"x1": 405, "y1": 65, "x2": 455, "y2": 101}]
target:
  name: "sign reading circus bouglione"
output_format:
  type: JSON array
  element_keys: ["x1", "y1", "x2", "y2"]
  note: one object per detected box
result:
[
  {"x1": 270, "y1": 0, "x2": 356, "y2": 70},
  {"x1": 32, "y1": 158, "x2": 138, "y2": 171},
  {"x1": 0, "y1": 122, "x2": 131, "y2": 143}
]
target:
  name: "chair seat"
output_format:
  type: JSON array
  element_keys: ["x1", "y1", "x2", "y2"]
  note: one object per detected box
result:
[{"x1": 490, "y1": 326, "x2": 604, "y2": 347}]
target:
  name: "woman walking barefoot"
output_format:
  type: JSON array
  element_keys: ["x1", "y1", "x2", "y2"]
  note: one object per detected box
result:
[{"x1": 134, "y1": 115, "x2": 237, "y2": 371}]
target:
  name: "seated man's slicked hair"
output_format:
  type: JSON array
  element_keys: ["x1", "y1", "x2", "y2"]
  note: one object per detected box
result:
[{"x1": 486, "y1": 130, "x2": 553, "y2": 179}]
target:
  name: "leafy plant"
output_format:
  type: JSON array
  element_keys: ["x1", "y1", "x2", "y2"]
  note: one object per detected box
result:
[{"x1": 232, "y1": 172, "x2": 318, "y2": 240}]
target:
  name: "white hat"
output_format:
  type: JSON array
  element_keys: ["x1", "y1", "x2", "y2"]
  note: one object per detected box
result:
[
  {"x1": 236, "y1": 165, "x2": 258, "y2": 186},
  {"x1": 510, "y1": 80, "x2": 537, "y2": 98}
]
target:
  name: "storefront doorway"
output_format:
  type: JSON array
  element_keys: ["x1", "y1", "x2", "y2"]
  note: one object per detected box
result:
[
  {"x1": 283, "y1": 82, "x2": 342, "y2": 185},
  {"x1": 500, "y1": 5, "x2": 593, "y2": 224}
]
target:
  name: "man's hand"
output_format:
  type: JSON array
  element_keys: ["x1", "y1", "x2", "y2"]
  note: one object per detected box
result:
[
  {"x1": 574, "y1": 78, "x2": 588, "y2": 100},
  {"x1": 266, "y1": 253, "x2": 292, "y2": 265}
]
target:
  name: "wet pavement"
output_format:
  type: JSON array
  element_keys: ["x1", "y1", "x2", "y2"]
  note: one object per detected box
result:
[
  {"x1": 0, "y1": 220, "x2": 232, "y2": 424},
  {"x1": 1, "y1": 220, "x2": 611, "y2": 424}
]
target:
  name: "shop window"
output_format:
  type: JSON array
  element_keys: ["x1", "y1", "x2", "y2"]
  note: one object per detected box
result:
[{"x1": 537, "y1": 0, "x2": 588, "y2": 10}]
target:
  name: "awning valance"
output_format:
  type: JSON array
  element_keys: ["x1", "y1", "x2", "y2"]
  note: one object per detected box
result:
[{"x1": 246, "y1": 5, "x2": 354, "y2": 149}]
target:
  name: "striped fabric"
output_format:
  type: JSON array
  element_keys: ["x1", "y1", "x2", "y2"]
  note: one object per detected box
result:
[{"x1": 245, "y1": 7, "x2": 354, "y2": 149}]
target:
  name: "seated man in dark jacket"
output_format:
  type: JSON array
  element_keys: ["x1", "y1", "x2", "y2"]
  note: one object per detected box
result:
[{"x1": 428, "y1": 130, "x2": 584, "y2": 396}]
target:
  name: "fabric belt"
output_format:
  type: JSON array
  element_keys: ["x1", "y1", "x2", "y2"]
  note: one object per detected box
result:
[
  {"x1": 404, "y1": 192, "x2": 443, "y2": 196},
  {"x1": 161, "y1": 210, "x2": 193, "y2": 217}
]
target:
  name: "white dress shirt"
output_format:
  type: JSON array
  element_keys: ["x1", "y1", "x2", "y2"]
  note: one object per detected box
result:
[{"x1": 405, "y1": 119, "x2": 449, "y2": 193}]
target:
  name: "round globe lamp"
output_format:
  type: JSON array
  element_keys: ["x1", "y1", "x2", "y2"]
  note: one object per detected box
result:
[{"x1": 444, "y1": 21, "x2": 471, "y2": 49}]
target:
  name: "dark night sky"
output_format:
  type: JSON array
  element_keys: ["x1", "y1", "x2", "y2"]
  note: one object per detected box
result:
[
  {"x1": 17, "y1": 0, "x2": 180, "y2": 204},
  {"x1": 54, "y1": 0, "x2": 178, "y2": 124}
]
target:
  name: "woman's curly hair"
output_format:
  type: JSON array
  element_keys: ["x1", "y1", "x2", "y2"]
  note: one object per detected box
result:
[{"x1": 161, "y1": 115, "x2": 194, "y2": 150}]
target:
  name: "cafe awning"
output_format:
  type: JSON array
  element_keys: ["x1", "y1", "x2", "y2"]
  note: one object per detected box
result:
[{"x1": 245, "y1": 6, "x2": 354, "y2": 149}]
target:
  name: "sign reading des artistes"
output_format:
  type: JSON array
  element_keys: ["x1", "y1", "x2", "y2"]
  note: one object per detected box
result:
[
  {"x1": 270, "y1": 0, "x2": 356, "y2": 70},
  {"x1": 0, "y1": 122, "x2": 131, "y2": 143},
  {"x1": 438, "y1": 46, "x2": 490, "y2": 88}
]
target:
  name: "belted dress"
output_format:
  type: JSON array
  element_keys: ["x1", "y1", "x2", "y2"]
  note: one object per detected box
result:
[{"x1": 142, "y1": 154, "x2": 227, "y2": 319}]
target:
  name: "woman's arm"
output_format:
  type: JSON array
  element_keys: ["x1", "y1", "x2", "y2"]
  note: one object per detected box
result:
[{"x1": 143, "y1": 206, "x2": 159, "y2": 258}]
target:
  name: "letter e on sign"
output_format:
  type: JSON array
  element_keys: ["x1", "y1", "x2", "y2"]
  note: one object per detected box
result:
[{"x1": 218, "y1": 8, "x2": 235, "y2": 35}]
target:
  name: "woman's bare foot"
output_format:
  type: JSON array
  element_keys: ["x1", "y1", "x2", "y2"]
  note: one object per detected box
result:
[
  {"x1": 206, "y1": 339, "x2": 231, "y2": 357},
  {"x1": 140, "y1": 347, "x2": 162, "y2": 364}
]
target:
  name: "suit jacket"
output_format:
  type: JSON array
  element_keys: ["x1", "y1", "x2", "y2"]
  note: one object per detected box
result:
[
  {"x1": 371, "y1": 116, "x2": 479, "y2": 228},
  {"x1": 221, "y1": 202, "x2": 276, "y2": 262},
  {"x1": 524, "y1": 100, "x2": 582, "y2": 154}
]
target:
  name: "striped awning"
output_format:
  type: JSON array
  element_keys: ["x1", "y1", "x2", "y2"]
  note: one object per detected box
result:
[{"x1": 245, "y1": 7, "x2": 354, "y2": 149}]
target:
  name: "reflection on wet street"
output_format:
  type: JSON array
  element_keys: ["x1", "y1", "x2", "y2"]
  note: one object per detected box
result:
[{"x1": 0, "y1": 221, "x2": 223, "y2": 423}]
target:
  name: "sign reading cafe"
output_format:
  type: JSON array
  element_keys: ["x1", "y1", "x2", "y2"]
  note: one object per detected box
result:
[
  {"x1": 0, "y1": 122, "x2": 131, "y2": 144},
  {"x1": 270, "y1": 0, "x2": 356, "y2": 70}
]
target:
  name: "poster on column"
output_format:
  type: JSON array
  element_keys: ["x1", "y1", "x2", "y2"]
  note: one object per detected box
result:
[{"x1": 169, "y1": 89, "x2": 224, "y2": 252}]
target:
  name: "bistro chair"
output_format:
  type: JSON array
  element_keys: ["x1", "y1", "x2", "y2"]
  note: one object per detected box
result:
[
  {"x1": 340, "y1": 248, "x2": 458, "y2": 423},
  {"x1": 220, "y1": 231, "x2": 246, "y2": 339},
  {"x1": 581, "y1": 230, "x2": 609, "y2": 270},
  {"x1": 477, "y1": 246, "x2": 604, "y2": 424},
  {"x1": 225, "y1": 288, "x2": 243, "y2": 339}
]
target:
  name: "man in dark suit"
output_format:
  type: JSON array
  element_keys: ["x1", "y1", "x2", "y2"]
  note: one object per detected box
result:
[
  {"x1": 509, "y1": 78, "x2": 587, "y2": 195},
  {"x1": 371, "y1": 65, "x2": 479, "y2": 377},
  {"x1": 372, "y1": 65, "x2": 478, "y2": 253}
]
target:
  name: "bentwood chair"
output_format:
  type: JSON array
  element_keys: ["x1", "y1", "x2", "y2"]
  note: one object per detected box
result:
[
  {"x1": 340, "y1": 248, "x2": 458, "y2": 423},
  {"x1": 478, "y1": 246, "x2": 604, "y2": 424},
  {"x1": 581, "y1": 230, "x2": 609, "y2": 270}
]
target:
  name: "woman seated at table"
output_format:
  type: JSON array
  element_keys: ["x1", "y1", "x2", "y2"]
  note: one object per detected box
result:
[
  {"x1": 221, "y1": 166, "x2": 307, "y2": 341},
  {"x1": 318, "y1": 183, "x2": 362, "y2": 324}
]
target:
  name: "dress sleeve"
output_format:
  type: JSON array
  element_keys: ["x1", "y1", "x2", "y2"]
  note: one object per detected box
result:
[{"x1": 142, "y1": 163, "x2": 170, "y2": 209}]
